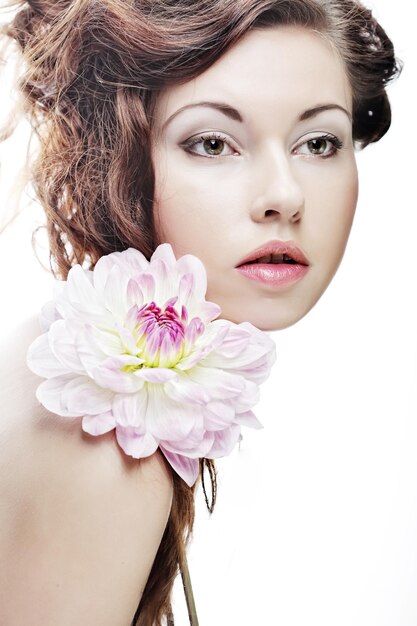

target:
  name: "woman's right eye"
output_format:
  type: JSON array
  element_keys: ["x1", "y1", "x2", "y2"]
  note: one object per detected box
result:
[{"x1": 180, "y1": 132, "x2": 239, "y2": 158}]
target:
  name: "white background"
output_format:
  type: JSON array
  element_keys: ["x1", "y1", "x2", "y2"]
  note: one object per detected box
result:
[{"x1": 1, "y1": 1, "x2": 416, "y2": 625}]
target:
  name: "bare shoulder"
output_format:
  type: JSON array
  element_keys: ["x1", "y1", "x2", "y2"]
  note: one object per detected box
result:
[{"x1": 0, "y1": 316, "x2": 173, "y2": 626}]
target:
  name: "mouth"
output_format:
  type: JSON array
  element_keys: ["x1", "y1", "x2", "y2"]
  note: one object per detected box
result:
[
  {"x1": 235, "y1": 240, "x2": 310, "y2": 289},
  {"x1": 243, "y1": 253, "x2": 300, "y2": 265},
  {"x1": 235, "y1": 240, "x2": 310, "y2": 268}
]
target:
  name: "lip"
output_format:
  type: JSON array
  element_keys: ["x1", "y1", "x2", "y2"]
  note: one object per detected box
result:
[
  {"x1": 235, "y1": 239, "x2": 310, "y2": 267},
  {"x1": 235, "y1": 239, "x2": 310, "y2": 288}
]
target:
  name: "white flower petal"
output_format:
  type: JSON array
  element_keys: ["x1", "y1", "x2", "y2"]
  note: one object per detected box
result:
[
  {"x1": 160, "y1": 420, "x2": 209, "y2": 455},
  {"x1": 103, "y1": 264, "x2": 129, "y2": 320},
  {"x1": 186, "y1": 365, "x2": 245, "y2": 399},
  {"x1": 87, "y1": 324, "x2": 125, "y2": 357},
  {"x1": 176, "y1": 254, "x2": 208, "y2": 300},
  {"x1": 112, "y1": 393, "x2": 148, "y2": 430},
  {"x1": 93, "y1": 249, "x2": 148, "y2": 297},
  {"x1": 203, "y1": 327, "x2": 275, "y2": 370},
  {"x1": 116, "y1": 428, "x2": 158, "y2": 458},
  {"x1": 135, "y1": 368, "x2": 178, "y2": 383},
  {"x1": 61, "y1": 376, "x2": 113, "y2": 415},
  {"x1": 202, "y1": 400, "x2": 235, "y2": 431},
  {"x1": 28, "y1": 244, "x2": 276, "y2": 484},
  {"x1": 82, "y1": 412, "x2": 117, "y2": 435},
  {"x1": 164, "y1": 373, "x2": 210, "y2": 405},
  {"x1": 150, "y1": 242, "x2": 178, "y2": 266},
  {"x1": 36, "y1": 375, "x2": 79, "y2": 417},
  {"x1": 92, "y1": 356, "x2": 145, "y2": 393},
  {"x1": 66, "y1": 265, "x2": 104, "y2": 314},
  {"x1": 27, "y1": 333, "x2": 72, "y2": 378},
  {"x1": 40, "y1": 300, "x2": 62, "y2": 332},
  {"x1": 146, "y1": 385, "x2": 201, "y2": 441},
  {"x1": 235, "y1": 410, "x2": 263, "y2": 430},
  {"x1": 48, "y1": 319, "x2": 84, "y2": 374},
  {"x1": 175, "y1": 349, "x2": 208, "y2": 371}
]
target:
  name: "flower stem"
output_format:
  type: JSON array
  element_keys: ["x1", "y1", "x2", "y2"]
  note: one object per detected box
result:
[{"x1": 181, "y1": 555, "x2": 199, "y2": 626}]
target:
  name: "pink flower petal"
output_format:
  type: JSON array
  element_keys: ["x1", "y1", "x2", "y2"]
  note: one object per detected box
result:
[
  {"x1": 177, "y1": 272, "x2": 195, "y2": 304},
  {"x1": 82, "y1": 412, "x2": 117, "y2": 435},
  {"x1": 206, "y1": 424, "x2": 242, "y2": 458},
  {"x1": 235, "y1": 410, "x2": 263, "y2": 430},
  {"x1": 27, "y1": 243, "x2": 277, "y2": 486},
  {"x1": 176, "y1": 253, "x2": 208, "y2": 300},
  {"x1": 133, "y1": 272, "x2": 156, "y2": 302},
  {"x1": 196, "y1": 300, "x2": 222, "y2": 323},
  {"x1": 92, "y1": 356, "x2": 145, "y2": 393},
  {"x1": 116, "y1": 427, "x2": 158, "y2": 458},
  {"x1": 202, "y1": 400, "x2": 235, "y2": 431},
  {"x1": 159, "y1": 448, "x2": 200, "y2": 487},
  {"x1": 126, "y1": 278, "x2": 145, "y2": 310},
  {"x1": 230, "y1": 379, "x2": 260, "y2": 412},
  {"x1": 161, "y1": 425, "x2": 213, "y2": 457}
]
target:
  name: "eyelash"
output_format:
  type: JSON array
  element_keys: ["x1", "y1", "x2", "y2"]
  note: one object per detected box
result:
[
  {"x1": 180, "y1": 132, "x2": 238, "y2": 158},
  {"x1": 180, "y1": 132, "x2": 344, "y2": 159}
]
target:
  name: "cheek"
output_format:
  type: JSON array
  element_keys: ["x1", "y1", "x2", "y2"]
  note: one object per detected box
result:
[
  {"x1": 153, "y1": 153, "x2": 240, "y2": 257},
  {"x1": 304, "y1": 157, "x2": 358, "y2": 261}
]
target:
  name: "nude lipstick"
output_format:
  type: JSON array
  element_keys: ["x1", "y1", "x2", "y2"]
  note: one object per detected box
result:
[{"x1": 235, "y1": 240, "x2": 310, "y2": 288}]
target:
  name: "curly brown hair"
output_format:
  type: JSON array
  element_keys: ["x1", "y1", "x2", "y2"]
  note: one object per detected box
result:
[{"x1": 1, "y1": 0, "x2": 400, "y2": 624}]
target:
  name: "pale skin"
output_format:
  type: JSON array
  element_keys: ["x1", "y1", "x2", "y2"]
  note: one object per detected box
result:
[{"x1": 0, "y1": 26, "x2": 358, "y2": 625}]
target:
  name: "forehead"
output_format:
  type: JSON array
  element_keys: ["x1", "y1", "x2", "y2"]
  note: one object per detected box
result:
[{"x1": 155, "y1": 26, "x2": 352, "y2": 128}]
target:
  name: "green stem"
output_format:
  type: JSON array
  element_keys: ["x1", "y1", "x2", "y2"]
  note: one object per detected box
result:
[{"x1": 181, "y1": 555, "x2": 199, "y2": 626}]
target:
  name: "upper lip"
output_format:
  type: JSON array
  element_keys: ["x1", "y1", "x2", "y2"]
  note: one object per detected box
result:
[{"x1": 236, "y1": 239, "x2": 310, "y2": 267}]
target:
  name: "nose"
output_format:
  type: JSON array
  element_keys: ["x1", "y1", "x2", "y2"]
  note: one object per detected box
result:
[{"x1": 250, "y1": 147, "x2": 305, "y2": 224}]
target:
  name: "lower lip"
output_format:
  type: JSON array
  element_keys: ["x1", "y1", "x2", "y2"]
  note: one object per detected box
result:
[{"x1": 236, "y1": 263, "x2": 309, "y2": 287}]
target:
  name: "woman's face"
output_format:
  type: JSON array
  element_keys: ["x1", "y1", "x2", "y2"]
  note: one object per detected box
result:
[{"x1": 152, "y1": 26, "x2": 358, "y2": 331}]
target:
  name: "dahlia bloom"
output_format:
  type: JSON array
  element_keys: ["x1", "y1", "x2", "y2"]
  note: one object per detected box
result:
[{"x1": 27, "y1": 244, "x2": 276, "y2": 486}]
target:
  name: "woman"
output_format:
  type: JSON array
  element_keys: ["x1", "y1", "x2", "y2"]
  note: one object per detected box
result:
[{"x1": 0, "y1": 1, "x2": 400, "y2": 625}]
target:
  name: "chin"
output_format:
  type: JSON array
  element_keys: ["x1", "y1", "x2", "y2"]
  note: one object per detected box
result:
[{"x1": 217, "y1": 302, "x2": 313, "y2": 332}]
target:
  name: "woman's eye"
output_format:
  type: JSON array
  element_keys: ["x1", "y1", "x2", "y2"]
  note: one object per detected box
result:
[
  {"x1": 294, "y1": 134, "x2": 343, "y2": 158},
  {"x1": 180, "y1": 133, "x2": 238, "y2": 158}
]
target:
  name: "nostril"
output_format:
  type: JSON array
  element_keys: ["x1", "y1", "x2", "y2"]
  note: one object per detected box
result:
[
  {"x1": 265, "y1": 209, "x2": 277, "y2": 217},
  {"x1": 289, "y1": 210, "x2": 302, "y2": 223}
]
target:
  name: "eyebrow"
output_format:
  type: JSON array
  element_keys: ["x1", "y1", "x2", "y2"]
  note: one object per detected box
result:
[
  {"x1": 298, "y1": 104, "x2": 352, "y2": 122},
  {"x1": 161, "y1": 100, "x2": 351, "y2": 130},
  {"x1": 161, "y1": 102, "x2": 244, "y2": 130}
]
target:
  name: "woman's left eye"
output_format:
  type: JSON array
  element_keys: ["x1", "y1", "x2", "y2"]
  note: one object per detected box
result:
[
  {"x1": 180, "y1": 133, "x2": 239, "y2": 158},
  {"x1": 294, "y1": 134, "x2": 343, "y2": 158}
]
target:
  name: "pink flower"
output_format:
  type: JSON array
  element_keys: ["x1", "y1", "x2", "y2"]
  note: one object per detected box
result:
[{"x1": 27, "y1": 244, "x2": 276, "y2": 486}]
